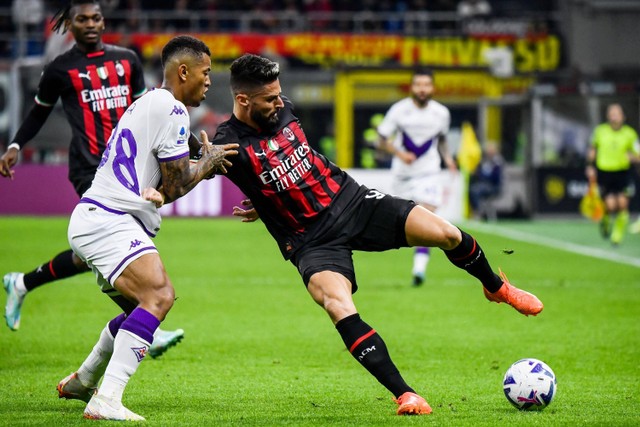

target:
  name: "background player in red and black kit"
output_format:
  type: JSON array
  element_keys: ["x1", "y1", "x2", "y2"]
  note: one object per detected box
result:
[
  {"x1": 214, "y1": 54, "x2": 544, "y2": 415},
  {"x1": 0, "y1": 0, "x2": 183, "y2": 357}
]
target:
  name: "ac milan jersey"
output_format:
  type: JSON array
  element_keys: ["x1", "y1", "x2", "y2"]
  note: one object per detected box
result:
[
  {"x1": 212, "y1": 97, "x2": 360, "y2": 258},
  {"x1": 35, "y1": 44, "x2": 147, "y2": 181}
]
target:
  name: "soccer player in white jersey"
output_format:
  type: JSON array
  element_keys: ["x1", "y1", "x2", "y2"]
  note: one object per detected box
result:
[
  {"x1": 377, "y1": 68, "x2": 457, "y2": 286},
  {"x1": 59, "y1": 35, "x2": 238, "y2": 421}
]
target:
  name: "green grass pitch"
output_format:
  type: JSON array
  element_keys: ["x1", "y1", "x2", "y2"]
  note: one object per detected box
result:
[{"x1": 0, "y1": 216, "x2": 639, "y2": 426}]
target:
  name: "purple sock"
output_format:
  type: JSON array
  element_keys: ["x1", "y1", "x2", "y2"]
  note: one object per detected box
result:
[
  {"x1": 415, "y1": 247, "x2": 430, "y2": 255},
  {"x1": 120, "y1": 308, "x2": 160, "y2": 344},
  {"x1": 108, "y1": 313, "x2": 127, "y2": 337}
]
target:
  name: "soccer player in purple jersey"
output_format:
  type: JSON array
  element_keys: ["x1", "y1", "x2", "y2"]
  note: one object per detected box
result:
[
  {"x1": 0, "y1": 0, "x2": 181, "y2": 356},
  {"x1": 377, "y1": 68, "x2": 458, "y2": 286},
  {"x1": 212, "y1": 54, "x2": 544, "y2": 415}
]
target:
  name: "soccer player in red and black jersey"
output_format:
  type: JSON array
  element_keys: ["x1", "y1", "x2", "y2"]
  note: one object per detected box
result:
[
  {"x1": 0, "y1": 0, "x2": 183, "y2": 358},
  {"x1": 214, "y1": 54, "x2": 544, "y2": 415}
]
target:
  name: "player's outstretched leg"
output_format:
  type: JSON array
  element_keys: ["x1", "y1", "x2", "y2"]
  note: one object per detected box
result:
[
  {"x1": 4, "y1": 272, "x2": 26, "y2": 331},
  {"x1": 443, "y1": 229, "x2": 543, "y2": 316},
  {"x1": 149, "y1": 328, "x2": 185, "y2": 358},
  {"x1": 394, "y1": 392, "x2": 432, "y2": 415}
]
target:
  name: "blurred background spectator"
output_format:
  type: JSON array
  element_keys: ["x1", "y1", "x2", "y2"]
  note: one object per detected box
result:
[{"x1": 469, "y1": 142, "x2": 504, "y2": 221}]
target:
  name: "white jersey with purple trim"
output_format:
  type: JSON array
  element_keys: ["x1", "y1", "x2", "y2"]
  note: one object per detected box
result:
[
  {"x1": 82, "y1": 89, "x2": 190, "y2": 235},
  {"x1": 378, "y1": 97, "x2": 450, "y2": 179}
]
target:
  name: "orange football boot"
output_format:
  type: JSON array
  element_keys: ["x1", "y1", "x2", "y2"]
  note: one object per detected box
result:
[
  {"x1": 484, "y1": 269, "x2": 543, "y2": 316},
  {"x1": 394, "y1": 392, "x2": 432, "y2": 415}
]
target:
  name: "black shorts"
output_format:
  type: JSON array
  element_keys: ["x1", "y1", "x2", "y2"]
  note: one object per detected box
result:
[
  {"x1": 290, "y1": 188, "x2": 416, "y2": 293},
  {"x1": 597, "y1": 169, "x2": 634, "y2": 197}
]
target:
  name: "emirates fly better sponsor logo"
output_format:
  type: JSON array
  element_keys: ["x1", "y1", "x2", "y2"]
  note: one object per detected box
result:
[
  {"x1": 81, "y1": 84, "x2": 131, "y2": 112},
  {"x1": 259, "y1": 141, "x2": 312, "y2": 192}
]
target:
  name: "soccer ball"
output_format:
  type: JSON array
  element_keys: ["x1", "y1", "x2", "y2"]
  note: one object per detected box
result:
[{"x1": 503, "y1": 358, "x2": 557, "y2": 410}]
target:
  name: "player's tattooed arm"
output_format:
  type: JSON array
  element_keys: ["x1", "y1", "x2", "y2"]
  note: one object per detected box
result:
[{"x1": 159, "y1": 130, "x2": 238, "y2": 203}]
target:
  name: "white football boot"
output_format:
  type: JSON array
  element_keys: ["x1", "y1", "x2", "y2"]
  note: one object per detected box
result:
[{"x1": 83, "y1": 394, "x2": 145, "y2": 421}]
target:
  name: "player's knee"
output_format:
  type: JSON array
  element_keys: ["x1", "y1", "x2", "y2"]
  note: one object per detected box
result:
[
  {"x1": 157, "y1": 278, "x2": 175, "y2": 304},
  {"x1": 307, "y1": 274, "x2": 355, "y2": 323},
  {"x1": 439, "y1": 222, "x2": 462, "y2": 250},
  {"x1": 149, "y1": 283, "x2": 175, "y2": 319}
]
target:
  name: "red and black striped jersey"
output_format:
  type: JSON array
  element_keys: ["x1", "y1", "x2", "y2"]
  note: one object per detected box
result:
[
  {"x1": 35, "y1": 44, "x2": 147, "y2": 179},
  {"x1": 212, "y1": 97, "x2": 360, "y2": 259}
]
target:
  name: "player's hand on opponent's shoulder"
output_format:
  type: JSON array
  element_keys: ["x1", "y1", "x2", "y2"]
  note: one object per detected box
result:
[
  {"x1": 233, "y1": 198, "x2": 259, "y2": 223},
  {"x1": 0, "y1": 147, "x2": 19, "y2": 179},
  {"x1": 142, "y1": 187, "x2": 165, "y2": 208},
  {"x1": 198, "y1": 130, "x2": 239, "y2": 175}
]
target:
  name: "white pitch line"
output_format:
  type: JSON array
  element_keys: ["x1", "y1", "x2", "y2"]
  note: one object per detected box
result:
[{"x1": 464, "y1": 221, "x2": 640, "y2": 268}]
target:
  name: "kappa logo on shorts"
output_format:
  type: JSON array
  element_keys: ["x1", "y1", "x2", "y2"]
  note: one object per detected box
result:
[
  {"x1": 129, "y1": 239, "x2": 143, "y2": 250},
  {"x1": 131, "y1": 346, "x2": 148, "y2": 362}
]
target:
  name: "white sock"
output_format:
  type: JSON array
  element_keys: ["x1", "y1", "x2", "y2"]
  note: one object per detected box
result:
[
  {"x1": 412, "y1": 252, "x2": 430, "y2": 277},
  {"x1": 98, "y1": 330, "x2": 151, "y2": 403},
  {"x1": 77, "y1": 324, "x2": 115, "y2": 388}
]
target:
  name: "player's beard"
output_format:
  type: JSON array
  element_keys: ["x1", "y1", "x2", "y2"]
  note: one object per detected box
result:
[
  {"x1": 412, "y1": 93, "x2": 431, "y2": 107},
  {"x1": 252, "y1": 109, "x2": 280, "y2": 133}
]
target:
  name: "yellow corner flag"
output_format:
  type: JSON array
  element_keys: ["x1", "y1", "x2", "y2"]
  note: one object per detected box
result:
[
  {"x1": 458, "y1": 121, "x2": 482, "y2": 174},
  {"x1": 580, "y1": 179, "x2": 605, "y2": 222}
]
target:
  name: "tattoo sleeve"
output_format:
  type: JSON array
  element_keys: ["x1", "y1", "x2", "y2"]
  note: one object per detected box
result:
[{"x1": 159, "y1": 156, "x2": 208, "y2": 203}]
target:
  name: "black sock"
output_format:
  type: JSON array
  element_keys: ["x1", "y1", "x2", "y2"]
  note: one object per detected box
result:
[
  {"x1": 443, "y1": 228, "x2": 502, "y2": 292},
  {"x1": 23, "y1": 249, "x2": 82, "y2": 291},
  {"x1": 335, "y1": 313, "x2": 414, "y2": 398}
]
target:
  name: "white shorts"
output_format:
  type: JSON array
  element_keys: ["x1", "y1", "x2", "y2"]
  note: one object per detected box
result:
[
  {"x1": 68, "y1": 202, "x2": 158, "y2": 293},
  {"x1": 392, "y1": 174, "x2": 443, "y2": 208}
]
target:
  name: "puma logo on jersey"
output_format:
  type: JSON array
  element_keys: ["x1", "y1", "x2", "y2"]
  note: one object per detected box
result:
[
  {"x1": 78, "y1": 71, "x2": 91, "y2": 80},
  {"x1": 255, "y1": 151, "x2": 267, "y2": 158}
]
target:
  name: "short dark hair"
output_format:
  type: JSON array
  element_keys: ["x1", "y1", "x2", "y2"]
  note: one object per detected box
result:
[
  {"x1": 413, "y1": 67, "x2": 434, "y2": 80},
  {"x1": 229, "y1": 54, "x2": 280, "y2": 95},
  {"x1": 161, "y1": 35, "x2": 211, "y2": 68},
  {"x1": 51, "y1": 0, "x2": 101, "y2": 33}
]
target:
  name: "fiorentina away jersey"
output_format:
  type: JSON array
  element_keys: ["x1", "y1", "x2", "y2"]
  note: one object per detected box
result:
[
  {"x1": 82, "y1": 89, "x2": 190, "y2": 236},
  {"x1": 378, "y1": 98, "x2": 450, "y2": 178}
]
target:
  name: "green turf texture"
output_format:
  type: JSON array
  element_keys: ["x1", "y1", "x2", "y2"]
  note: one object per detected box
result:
[{"x1": 0, "y1": 216, "x2": 638, "y2": 426}]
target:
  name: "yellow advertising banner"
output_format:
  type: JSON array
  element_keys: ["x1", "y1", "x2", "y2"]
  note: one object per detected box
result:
[{"x1": 104, "y1": 32, "x2": 562, "y2": 73}]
